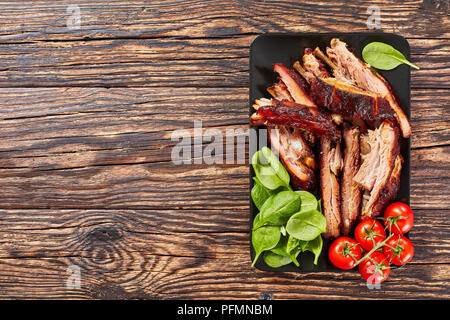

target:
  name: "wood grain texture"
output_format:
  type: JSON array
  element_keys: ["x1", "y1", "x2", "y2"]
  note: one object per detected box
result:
[
  {"x1": 0, "y1": 208, "x2": 448, "y2": 299},
  {"x1": 0, "y1": 0, "x2": 448, "y2": 300},
  {"x1": 0, "y1": 87, "x2": 448, "y2": 210},
  {"x1": 0, "y1": 37, "x2": 448, "y2": 88},
  {"x1": 0, "y1": 0, "x2": 448, "y2": 43}
]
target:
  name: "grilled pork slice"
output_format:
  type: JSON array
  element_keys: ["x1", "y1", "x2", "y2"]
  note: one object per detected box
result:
[
  {"x1": 320, "y1": 138, "x2": 342, "y2": 239},
  {"x1": 326, "y1": 39, "x2": 411, "y2": 138},
  {"x1": 295, "y1": 53, "x2": 343, "y2": 125},
  {"x1": 340, "y1": 125, "x2": 361, "y2": 235},
  {"x1": 268, "y1": 125, "x2": 316, "y2": 191},
  {"x1": 293, "y1": 61, "x2": 315, "y2": 83},
  {"x1": 273, "y1": 63, "x2": 315, "y2": 106},
  {"x1": 250, "y1": 99, "x2": 341, "y2": 142},
  {"x1": 310, "y1": 77, "x2": 396, "y2": 123},
  {"x1": 370, "y1": 155, "x2": 403, "y2": 215},
  {"x1": 353, "y1": 121, "x2": 400, "y2": 218},
  {"x1": 267, "y1": 81, "x2": 293, "y2": 101},
  {"x1": 303, "y1": 48, "x2": 331, "y2": 79}
]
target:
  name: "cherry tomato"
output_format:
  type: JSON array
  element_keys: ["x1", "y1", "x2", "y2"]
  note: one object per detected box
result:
[
  {"x1": 358, "y1": 251, "x2": 391, "y2": 284},
  {"x1": 383, "y1": 202, "x2": 414, "y2": 234},
  {"x1": 328, "y1": 236, "x2": 362, "y2": 270},
  {"x1": 383, "y1": 234, "x2": 414, "y2": 266},
  {"x1": 354, "y1": 219, "x2": 387, "y2": 251}
]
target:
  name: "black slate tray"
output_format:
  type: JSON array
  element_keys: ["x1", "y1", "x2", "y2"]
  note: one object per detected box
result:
[{"x1": 249, "y1": 33, "x2": 411, "y2": 272}]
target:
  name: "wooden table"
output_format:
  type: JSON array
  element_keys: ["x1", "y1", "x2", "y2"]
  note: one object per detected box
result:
[{"x1": 0, "y1": 0, "x2": 448, "y2": 299}]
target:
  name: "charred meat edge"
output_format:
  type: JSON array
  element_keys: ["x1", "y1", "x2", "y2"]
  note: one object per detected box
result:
[
  {"x1": 354, "y1": 121, "x2": 400, "y2": 218},
  {"x1": 340, "y1": 125, "x2": 361, "y2": 235},
  {"x1": 267, "y1": 81, "x2": 293, "y2": 101},
  {"x1": 326, "y1": 39, "x2": 411, "y2": 138},
  {"x1": 370, "y1": 154, "x2": 403, "y2": 216},
  {"x1": 299, "y1": 50, "x2": 343, "y2": 125},
  {"x1": 320, "y1": 137, "x2": 342, "y2": 239},
  {"x1": 250, "y1": 99, "x2": 341, "y2": 143},
  {"x1": 310, "y1": 77, "x2": 396, "y2": 123},
  {"x1": 268, "y1": 125, "x2": 316, "y2": 191},
  {"x1": 273, "y1": 63, "x2": 315, "y2": 107}
]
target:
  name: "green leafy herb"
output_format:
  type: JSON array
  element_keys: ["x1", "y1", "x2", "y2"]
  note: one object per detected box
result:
[
  {"x1": 254, "y1": 191, "x2": 300, "y2": 229},
  {"x1": 286, "y1": 235, "x2": 305, "y2": 266},
  {"x1": 304, "y1": 235, "x2": 323, "y2": 265},
  {"x1": 250, "y1": 147, "x2": 327, "y2": 269},
  {"x1": 286, "y1": 209, "x2": 327, "y2": 241},
  {"x1": 263, "y1": 251, "x2": 293, "y2": 268},
  {"x1": 251, "y1": 177, "x2": 274, "y2": 210},
  {"x1": 296, "y1": 190, "x2": 318, "y2": 212},
  {"x1": 251, "y1": 225, "x2": 281, "y2": 267},
  {"x1": 251, "y1": 147, "x2": 292, "y2": 191},
  {"x1": 362, "y1": 42, "x2": 419, "y2": 70},
  {"x1": 266, "y1": 235, "x2": 302, "y2": 267}
]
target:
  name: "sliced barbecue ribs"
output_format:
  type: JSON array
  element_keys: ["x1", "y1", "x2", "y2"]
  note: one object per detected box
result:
[{"x1": 250, "y1": 39, "x2": 406, "y2": 237}]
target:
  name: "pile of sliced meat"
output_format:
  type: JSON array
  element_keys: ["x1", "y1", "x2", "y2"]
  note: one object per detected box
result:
[{"x1": 250, "y1": 39, "x2": 409, "y2": 238}]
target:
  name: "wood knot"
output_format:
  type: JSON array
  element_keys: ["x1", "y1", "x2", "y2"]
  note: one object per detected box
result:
[
  {"x1": 421, "y1": 0, "x2": 449, "y2": 12},
  {"x1": 85, "y1": 226, "x2": 123, "y2": 243},
  {"x1": 258, "y1": 291, "x2": 274, "y2": 300}
]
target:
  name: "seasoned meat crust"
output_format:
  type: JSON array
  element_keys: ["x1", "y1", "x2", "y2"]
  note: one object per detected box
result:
[
  {"x1": 268, "y1": 125, "x2": 316, "y2": 191},
  {"x1": 320, "y1": 138, "x2": 342, "y2": 239},
  {"x1": 340, "y1": 125, "x2": 361, "y2": 235},
  {"x1": 326, "y1": 39, "x2": 411, "y2": 138}
]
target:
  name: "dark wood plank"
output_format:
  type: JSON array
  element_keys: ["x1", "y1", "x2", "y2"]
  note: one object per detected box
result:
[
  {"x1": 0, "y1": 208, "x2": 447, "y2": 299},
  {"x1": 0, "y1": 0, "x2": 448, "y2": 43},
  {"x1": 0, "y1": 208, "x2": 446, "y2": 263},
  {"x1": 0, "y1": 256, "x2": 448, "y2": 299},
  {"x1": 0, "y1": 37, "x2": 447, "y2": 88},
  {"x1": 0, "y1": 88, "x2": 447, "y2": 149},
  {"x1": 0, "y1": 146, "x2": 448, "y2": 210},
  {"x1": 0, "y1": 87, "x2": 448, "y2": 210}
]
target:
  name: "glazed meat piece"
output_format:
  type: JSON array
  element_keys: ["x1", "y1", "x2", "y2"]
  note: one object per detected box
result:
[
  {"x1": 326, "y1": 39, "x2": 411, "y2": 138},
  {"x1": 340, "y1": 125, "x2": 362, "y2": 235},
  {"x1": 310, "y1": 77, "x2": 396, "y2": 123},
  {"x1": 268, "y1": 125, "x2": 316, "y2": 191},
  {"x1": 302, "y1": 48, "x2": 331, "y2": 79},
  {"x1": 250, "y1": 99, "x2": 341, "y2": 142},
  {"x1": 354, "y1": 121, "x2": 400, "y2": 218},
  {"x1": 273, "y1": 63, "x2": 315, "y2": 106},
  {"x1": 267, "y1": 81, "x2": 293, "y2": 101},
  {"x1": 370, "y1": 155, "x2": 403, "y2": 215},
  {"x1": 266, "y1": 79, "x2": 316, "y2": 145},
  {"x1": 320, "y1": 138, "x2": 342, "y2": 239}
]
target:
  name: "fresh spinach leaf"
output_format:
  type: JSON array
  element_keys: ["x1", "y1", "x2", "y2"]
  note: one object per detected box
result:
[
  {"x1": 304, "y1": 235, "x2": 323, "y2": 265},
  {"x1": 286, "y1": 209, "x2": 327, "y2": 241},
  {"x1": 286, "y1": 235, "x2": 305, "y2": 267},
  {"x1": 261, "y1": 147, "x2": 291, "y2": 186},
  {"x1": 254, "y1": 191, "x2": 300, "y2": 229},
  {"x1": 296, "y1": 190, "x2": 318, "y2": 212},
  {"x1": 251, "y1": 225, "x2": 281, "y2": 267},
  {"x1": 269, "y1": 235, "x2": 289, "y2": 257},
  {"x1": 251, "y1": 147, "x2": 291, "y2": 191},
  {"x1": 263, "y1": 251, "x2": 292, "y2": 268},
  {"x1": 253, "y1": 213, "x2": 261, "y2": 229},
  {"x1": 362, "y1": 42, "x2": 419, "y2": 70},
  {"x1": 251, "y1": 177, "x2": 274, "y2": 210}
]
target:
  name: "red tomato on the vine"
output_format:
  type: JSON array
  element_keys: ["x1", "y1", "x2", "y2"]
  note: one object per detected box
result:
[
  {"x1": 354, "y1": 219, "x2": 386, "y2": 251},
  {"x1": 383, "y1": 202, "x2": 414, "y2": 234},
  {"x1": 358, "y1": 251, "x2": 391, "y2": 284},
  {"x1": 328, "y1": 236, "x2": 362, "y2": 270},
  {"x1": 383, "y1": 234, "x2": 414, "y2": 266}
]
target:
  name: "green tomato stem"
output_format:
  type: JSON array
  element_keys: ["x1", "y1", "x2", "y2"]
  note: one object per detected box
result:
[{"x1": 354, "y1": 233, "x2": 395, "y2": 267}]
